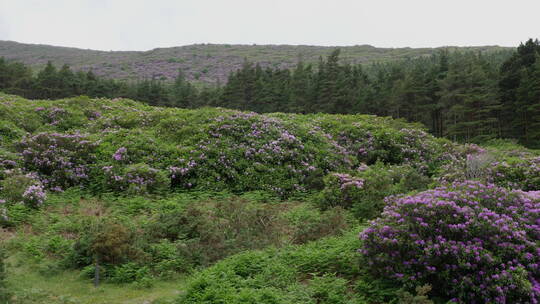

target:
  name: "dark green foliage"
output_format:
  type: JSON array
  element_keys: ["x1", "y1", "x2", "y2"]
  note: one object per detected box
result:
[
  {"x1": 499, "y1": 39, "x2": 540, "y2": 147},
  {"x1": 146, "y1": 198, "x2": 288, "y2": 266},
  {"x1": 176, "y1": 229, "x2": 434, "y2": 304},
  {"x1": 69, "y1": 218, "x2": 139, "y2": 270},
  {"x1": 108, "y1": 263, "x2": 151, "y2": 285},
  {"x1": 146, "y1": 198, "x2": 350, "y2": 268},
  {"x1": 90, "y1": 220, "x2": 135, "y2": 265},
  {"x1": 19, "y1": 190, "x2": 350, "y2": 286},
  {"x1": 282, "y1": 204, "x2": 350, "y2": 244}
]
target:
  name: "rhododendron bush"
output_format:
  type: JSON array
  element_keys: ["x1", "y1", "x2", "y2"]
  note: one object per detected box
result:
[
  {"x1": 167, "y1": 112, "x2": 351, "y2": 196},
  {"x1": 102, "y1": 163, "x2": 169, "y2": 194},
  {"x1": 318, "y1": 164, "x2": 431, "y2": 219},
  {"x1": 17, "y1": 132, "x2": 98, "y2": 189},
  {"x1": 360, "y1": 181, "x2": 540, "y2": 303},
  {"x1": 437, "y1": 143, "x2": 540, "y2": 191},
  {"x1": 0, "y1": 94, "x2": 448, "y2": 199}
]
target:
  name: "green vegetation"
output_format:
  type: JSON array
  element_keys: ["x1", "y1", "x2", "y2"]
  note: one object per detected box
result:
[
  {"x1": 0, "y1": 40, "x2": 510, "y2": 83},
  {"x1": 2, "y1": 39, "x2": 539, "y2": 148},
  {"x1": 0, "y1": 92, "x2": 538, "y2": 303}
]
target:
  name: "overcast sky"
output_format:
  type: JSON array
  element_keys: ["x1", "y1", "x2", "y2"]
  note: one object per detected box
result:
[{"x1": 0, "y1": 0, "x2": 538, "y2": 51}]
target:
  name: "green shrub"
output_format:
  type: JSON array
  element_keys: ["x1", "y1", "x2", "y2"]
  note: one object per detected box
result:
[
  {"x1": 0, "y1": 171, "x2": 46, "y2": 215},
  {"x1": 147, "y1": 198, "x2": 287, "y2": 266},
  {"x1": 0, "y1": 172, "x2": 41, "y2": 204},
  {"x1": 109, "y1": 262, "x2": 150, "y2": 284},
  {"x1": 1, "y1": 203, "x2": 32, "y2": 226},
  {"x1": 102, "y1": 163, "x2": 169, "y2": 195},
  {"x1": 70, "y1": 218, "x2": 139, "y2": 268},
  {"x1": 396, "y1": 285, "x2": 434, "y2": 304},
  {"x1": 0, "y1": 120, "x2": 24, "y2": 145},
  {"x1": 176, "y1": 229, "x2": 368, "y2": 304},
  {"x1": 318, "y1": 164, "x2": 431, "y2": 219},
  {"x1": 79, "y1": 264, "x2": 107, "y2": 280},
  {"x1": 149, "y1": 240, "x2": 190, "y2": 277},
  {"x1": 308, "y1": 275, "x2": 353, "y2": 304},
  {"x1": 282, "y1": 204, "x2": 350, "y2": 244},
  {"x1": 37, "y1": 260, "x2": 63, "y2": 277}
]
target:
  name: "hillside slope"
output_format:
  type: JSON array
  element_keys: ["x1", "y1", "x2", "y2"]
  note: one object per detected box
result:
[
  {"x1": 1, "y1": 93, "x2": 539, "y2": 303},
  {"x1": 0, "y1": 40, "x2": 511, "y2": 84},
  {"x1": 0, "y1": 92, "x2": 445, "y2": 198}
]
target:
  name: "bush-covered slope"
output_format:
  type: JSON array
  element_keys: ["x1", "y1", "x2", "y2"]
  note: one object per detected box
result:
[
  {"x1": 0, "y1": 40, "x2": 511, "y2": 83},
  {"x1": 0, "y1": 92, "x2": 450, "y2": 200},
  {"x1": 1, "y1": 93, "x2": 539, "y2": 303}
]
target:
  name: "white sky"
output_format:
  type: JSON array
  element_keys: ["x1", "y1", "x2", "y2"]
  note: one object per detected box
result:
[{"x1": 0, "y1": 0, "x2": 538, "y2": 51}]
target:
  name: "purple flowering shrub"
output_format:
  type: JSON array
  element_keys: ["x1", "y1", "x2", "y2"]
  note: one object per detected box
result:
[
  {"x1": 95, "y1": 128, "x2": 178, "y2": 166},
  {"x1": 160, "y1": 110, "x2": 444, "y2": 198},
  {"x1": 92, "y1": 129, "x2": 179, "y2": 193},
  {"x1": 318, "y1": 172, "x2": 365, "y2": 210},
  {"x1": 34, "y1": 106, "x2": 87, "y2": 130},
  {"x1": 0, "y1": 171, "x2": 46, "y2": 209},
  {"x1": 0, "y1": 149, "x2": 19, "y2": 180},
  {"x1": 21, "y1": 184, "x2": 47, "y2": 208},
  {"x1": 17, "y1": 132, "x2": 98, "y2": 189},
  {"x1": 102, "y1": 163, "x2": 169, "y2": 194},
  {"x1": 168, "y1": 111, "x2": 350, "y2": 197},
  {"x1": 319, "y1": 164, "x2": 431, "y2": 219},
  {"x1": 437, "y1": 143, "x2": 540, "y2": 191},
  {"x1": 486, "y1": 157, "x2": 540, "y2": 191},
  {"x1": 314, "y1": 115, "x2": 444, "y2": 171},
  {"x1": 359, "y1": 181, "x2": 540, "y2": 303},
  {"x1": 83, "y1": 109, "x2": 102, "y2": 121},
  {"x1": 2, "y1": 95, "x2": 449, "y2": 199}
]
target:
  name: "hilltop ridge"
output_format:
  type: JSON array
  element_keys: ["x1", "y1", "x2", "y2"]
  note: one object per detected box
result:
[{"x1": 0, "y1": 40, "x2": 511, "y2": 83}]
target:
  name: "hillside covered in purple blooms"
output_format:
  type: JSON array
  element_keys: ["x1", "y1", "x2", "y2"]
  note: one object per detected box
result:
[
  {"x1": 0, "y1": 92, "x2": 538, "y2": 303},
  {"x1": 0, "y1": 40, "x2": 511, "y2": 84}
]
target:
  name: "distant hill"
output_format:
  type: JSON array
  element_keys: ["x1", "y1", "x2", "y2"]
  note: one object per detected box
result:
[{"x1": 0, "y1": 40, "x2": 512, "y2": 84}]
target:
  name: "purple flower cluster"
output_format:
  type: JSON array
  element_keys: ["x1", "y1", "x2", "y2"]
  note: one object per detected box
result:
[
  {"x1": 103, "y1": 163, "x2": 168, "y2": 194},
  {"x1": 317, "y1": 172, "x2": 368, "y2": 210},
  {"x1": 360, "y1": 181, "x2": 540, "y2": 303},
  {"x1": 22, "y1": 184, "x2": 47, "y2": 208},
  {"x1": 113, "y1": 147, "x2": 127, "y2": 161},
  {"x1": 331, "y1": 173, "x2": 365, "y2": 190},
  {"x1": 0, "y1": 157, "x2": 19, "y2": 180},
  {"x1": 17, "y1": 132, "x2": 98, "y2": 188},
  {"x1": 85, "y1": 110, "x2": 102, "y2": 121}
]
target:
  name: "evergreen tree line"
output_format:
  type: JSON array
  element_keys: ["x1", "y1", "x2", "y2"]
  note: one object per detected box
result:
[{"x1": 1, "y1": 39, "x2": 539, "y2": 147}]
